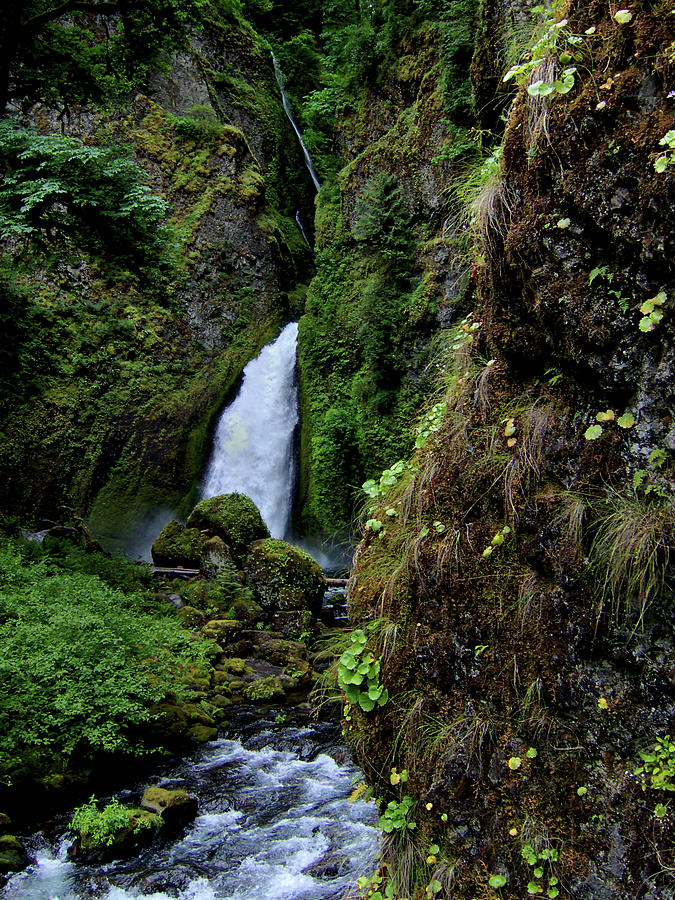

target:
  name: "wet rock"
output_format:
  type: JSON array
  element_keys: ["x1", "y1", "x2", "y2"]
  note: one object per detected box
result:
[
  {"x1": 199, "y1": 536, "x2": 234, "y2": 579},
  {"x1": 140, "y1": 787, "x2": 198, "y2": 828},
  {"x1": 272, "y1": 609, "x2": 314, "y2": 637},
  {"x1": 233, "y1": 595, "x2": 265, "y2": 626}
]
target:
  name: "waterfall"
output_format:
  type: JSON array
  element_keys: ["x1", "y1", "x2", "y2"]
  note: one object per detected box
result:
[
  {"x1": 201, "y1": 322, "x2": 299, "y2": 539},
  {"x1": 271, "y1": 53, "x2": 322, "y2": 193}
]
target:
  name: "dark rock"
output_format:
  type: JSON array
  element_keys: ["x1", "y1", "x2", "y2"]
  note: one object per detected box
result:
[{"x1": 140, "y1": 787, "x2": 198, "y2": 828}]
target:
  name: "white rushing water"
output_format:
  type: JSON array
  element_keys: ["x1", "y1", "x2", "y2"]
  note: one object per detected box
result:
[
  {"x1": 271, "y1": 54, "x2": 322, "y2": 194},
  {"x1": 3, "y1": 724, "x2": 378, "y2": 900},
  {"x1": 200, "y1": 322, "x2": 299, "y2": 539}
]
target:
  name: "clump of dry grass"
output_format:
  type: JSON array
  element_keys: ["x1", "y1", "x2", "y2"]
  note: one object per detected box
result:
[{"x1": 590, "y1": 491, "x2": 673, "y2": 631}]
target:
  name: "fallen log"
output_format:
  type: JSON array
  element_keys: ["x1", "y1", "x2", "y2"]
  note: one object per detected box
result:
[{"x1": 152, "y1": 567, "x2": 201, "y2": 578}]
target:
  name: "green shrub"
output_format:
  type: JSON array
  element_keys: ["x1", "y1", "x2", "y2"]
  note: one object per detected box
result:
[
  {"x1": 0, "y1": 540, "x2": 207, "y2": 778},
  {"x1": 70, "y1": 797, "x2": 161, "y2": 852},
  {"x1": 0, "y1": 122, "x2": 173, "y2": 267}
]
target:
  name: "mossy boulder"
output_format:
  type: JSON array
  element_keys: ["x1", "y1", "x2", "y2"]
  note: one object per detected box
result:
[
  {"x1": 201, "y1": 618, "x2": 242, "y2": 644},
  {"x1": 272, "y1": 609, "x2": 315, "y2": 637},
  {"x1": 186, "y1": 494, "x2": 269, "y2": 561},
  {"x1": 242, "y1": 675, "x2": 285, "y2": 703},
  {"x1": 151, "y1": 521, "x2": 208, "y2": 568},
  {"x1": 244, "y1": 539, "x2": 326, "y2": 616},
  {"x1": 187, "y1": 724, "x2": 218, "y2": 742},
  {"x1": 177, "y1": 605, "x2": 207, "y2": 628},
  {"x1": 140, "y1": 787, "x2": 198, "y2": 828},
  {"x1": 0, "y1": 835, "x2": 28, "y2": 873},
  {"x1": 0, "y1": 812, "x2": 11, "y2": 834}
]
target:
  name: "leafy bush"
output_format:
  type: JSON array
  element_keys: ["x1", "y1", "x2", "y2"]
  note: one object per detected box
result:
[
  {"x1": 0, "y1": 122, "x2": 173, "y2": 266},
  {"x1": 0, "y1": 540, "x2": 207, "y2": 778}
]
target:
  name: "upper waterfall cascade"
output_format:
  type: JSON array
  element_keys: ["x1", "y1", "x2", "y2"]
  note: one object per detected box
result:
[
  {"x1": 201, "y1": 322, "x2": 299, "y2": 539},
  {"x1": 272, "y1": 53, "x2": 322, "y2": 193}
]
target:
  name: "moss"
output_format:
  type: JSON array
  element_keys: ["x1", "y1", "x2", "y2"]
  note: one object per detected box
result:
[
  {"x1": 242, "y1": 675, "x2": 284, "y2": 702},
  {"x1": 0, "y1": 835, "x2": 28, "y2": 874}
]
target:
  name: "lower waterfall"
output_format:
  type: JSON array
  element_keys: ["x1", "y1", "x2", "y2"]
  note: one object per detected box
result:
[{"x1": 200, "y1": 322, "x2": 299, "y2": 539}]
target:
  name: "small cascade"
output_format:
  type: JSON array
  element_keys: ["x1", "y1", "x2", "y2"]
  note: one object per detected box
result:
[
  {"x1": 272, "y1": 53, "x2": 322, "y2": 193},
  {"x1": 201, "y1": 322, "x2": 299, "y2": 539}
]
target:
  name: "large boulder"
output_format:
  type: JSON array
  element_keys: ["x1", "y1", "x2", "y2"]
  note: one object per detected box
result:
[
  {"x1": 244, "y1": 539, "x2": 326, "y2": 620},
  {"x1": 186, "y1": 494, "x2": 269, "y2": 561},
  {"x1": 151, "y1": 521, "x2": 208, "y2": 568}
]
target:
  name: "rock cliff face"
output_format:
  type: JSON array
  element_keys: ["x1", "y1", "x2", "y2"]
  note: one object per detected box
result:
[
  {"x1": 344, "y1": 1, "x2": 675, "y2": 897},
  {"x1": 0, "y1": 10, "x2": 313, "y2": 543},
  {"x1": 296, "y1": 1, "x2": 479, "y2": 533}
]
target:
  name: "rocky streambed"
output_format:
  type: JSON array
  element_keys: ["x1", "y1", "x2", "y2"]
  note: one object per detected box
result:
[{"x1": 2, "y1": 710, "x2": 378, "y2": 899}]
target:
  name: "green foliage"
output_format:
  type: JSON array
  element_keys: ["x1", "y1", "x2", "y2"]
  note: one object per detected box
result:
[
  {"x1": 521, "y1": 843, "x2": 559, "y2": 898},
  {"x1": 0, "y1": 539, "x2": 207, "y2": 779},
  {"x1": 635, "y1": 735, "x2": 675, "y2": 792},
  {"x1": 338, "y1": 628, "x2": 388, "y2": 712},
  {"x1": 0, "y1": 122, "x2": 173, "y2": 267},
  {"x1": 363, "y1": 460, "x2": 407, "y2": 504},
  {"x1": 71, "y1": 797, "x2": 134, "y2": 847},
  {"x1": 638, "y1": 291, "x2": 666, "y2": 333},
  {"x1": 352, "y1": 174, "x2": 412, "y2": 274},
  {"x1": 655, "y1": 130, "x2": 675, "y2": 173},
  {"x1": 503, "y1": 8, "x2": 585, "y2": 98},
  {"x1": 70, "y1": 797, "x2": 158, "y2": 850},
  {"x1": 378, "y1": 795, "x2": 416, "y2": 833},
  {"x1": 590, "y1": 488, "x2": 672, "y2": 628}
]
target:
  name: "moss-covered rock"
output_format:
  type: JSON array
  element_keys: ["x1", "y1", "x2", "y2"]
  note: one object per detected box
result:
[
  {"x1": 272, "y1": 609, "x2": 314, "y2": 637},
  {"x1": 186, "y1": 494, "x2": 269, "y2": 561},
  {"x1": 199, "y1": 535, "x2": 234, "y2": 579},
  {"x1": 140, "y1": 786, "x2": 198, "y2": 828},
  {"x1": 177, "y1": 605, "x2": 208, "y2": 628},
  {"x1": 244, "y1": 539, "x2": 325, "y2": 616},
  {"x1": 201, "y1": 618, "x2": 242, "y2": 645},
  {"x1": 0, "y1": 835, "x2": 28, "y2": 873},
  {"x1": 232, "y1": 594, "x2": 265, "y2": 626},
  {"x1": 242, "y1": 675, "x2": 285, "y2": 703},
  {"x1": 151, "y1": 521, "x2": 208, "y2": 568},
  {"x1": 187, "y1": 724, "x2": 218, "y2": 742},
  {"x1": 0, "y1": 812, "x2": 11, "y2": 834}
]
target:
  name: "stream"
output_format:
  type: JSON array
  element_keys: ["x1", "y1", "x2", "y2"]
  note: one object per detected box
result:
[{"x1": 2, "y1": 712, "x2": 378, "y2": 900}]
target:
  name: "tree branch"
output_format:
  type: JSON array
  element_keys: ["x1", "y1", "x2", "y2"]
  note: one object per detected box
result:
[{"x1": 24, "y1": 0, "x2": 142, "y2": 32}]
